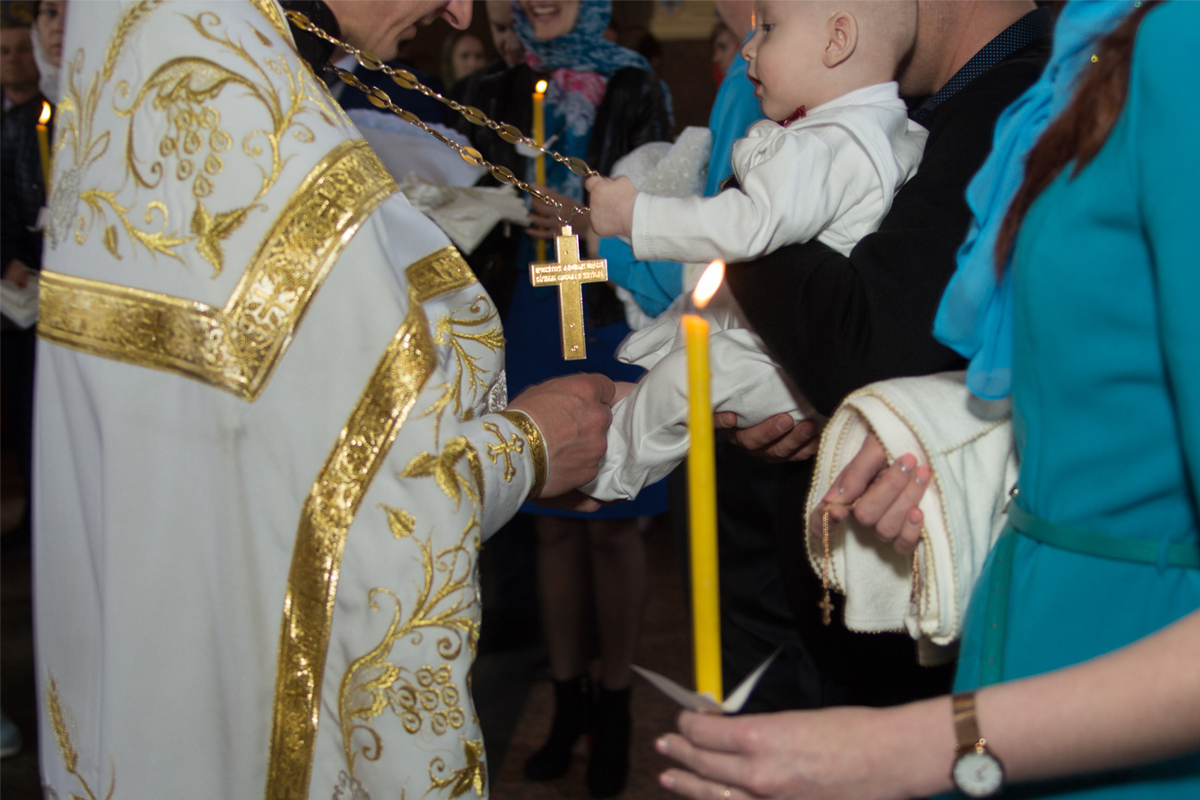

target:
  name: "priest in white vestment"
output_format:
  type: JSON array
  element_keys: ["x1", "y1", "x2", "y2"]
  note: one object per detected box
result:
[{"x1": 33, "y1": 2, "x2": 613, "y2": 798}]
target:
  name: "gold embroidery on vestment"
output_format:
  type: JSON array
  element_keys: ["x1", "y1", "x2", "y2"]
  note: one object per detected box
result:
[
  {"x1": 38, "y1": 139, "x2": 395, "y2": 401},
  {"x1": 422, "y1": 296, "x2": 504, "y2": 447},
  {"x1": 46, "y1": 674, "x2": 117, "y2": 800},
  {"x1": 265, "y1": 246, "x2": 476, "y2": 800},
  {"x1": 497, "y1": 410, "x2": 548, "y2": 499},
  {"x1": 428, "y1": 738, "x2": 487, "y2": 799},
  {"x1": 484, "y1": 421, "x2": 524, "y2": 482},
  {"x1": 53, "y1": 9, "x2": 344, "y2": 272}
]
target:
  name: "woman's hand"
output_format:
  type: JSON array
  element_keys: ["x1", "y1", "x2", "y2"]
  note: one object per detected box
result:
[
  {"x1": 584, "y1": 175, "x2": 637, "y2": 239},
  {"x1": 812, "y1": 434, "x2": 930, "y2": 557},
  {"x1": 527, "y1": 184, "x2": 589, "y2": 240},
  {"x1": 656, "y1": 704, "x2": 948, "y2": 800}
]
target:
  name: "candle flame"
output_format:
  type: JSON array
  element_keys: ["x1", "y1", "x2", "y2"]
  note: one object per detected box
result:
[
  {"x1": 38, "y1": 101, "x2": 51, "y2": 125},
  {"x1": 535, "y1": 79, "x2": 548, "y2": 94},
  {"x1": 693, "y1": 261, "x2": 724, "y2": 309}
]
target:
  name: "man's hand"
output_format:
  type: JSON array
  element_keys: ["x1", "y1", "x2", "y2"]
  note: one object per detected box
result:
[
  {"x1": 584, "y1": 175, "x2": 637, "y2": 239},
  {"x1": 527, "y1": 184, "x2": 589, "y2": 240},
  {"x1": 716, "y1": 413, "x2": 821, "y2": 462},
  {"x1": 3, "y1": 259, "x2": 33, "y2": 289},
  {"x1": 811, "y1": 433, "x2": 930, "y2": 557},
  {"x1": 506, "y1": 373, "x2": 615, "y2": 498}
]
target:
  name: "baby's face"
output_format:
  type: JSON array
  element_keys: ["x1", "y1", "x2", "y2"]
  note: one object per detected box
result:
[{"x1": 742, "y1": 0, "x2": 829, "y2": 122}]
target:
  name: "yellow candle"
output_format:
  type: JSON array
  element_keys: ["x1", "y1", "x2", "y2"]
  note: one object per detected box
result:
[
  {"x1": 37, "y1": 101, "x2": 52, "y2": 194},
  {"x1": 533, "y1": 79, "x2": 547, "y2": 262},
  {"x1": 686, "y1": 260, "x2": 725, "y2": 703}
]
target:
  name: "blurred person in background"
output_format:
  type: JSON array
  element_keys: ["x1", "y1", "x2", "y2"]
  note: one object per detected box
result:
[{"x1": 441, "y1": 29, "x2": 488, "y2": 89}]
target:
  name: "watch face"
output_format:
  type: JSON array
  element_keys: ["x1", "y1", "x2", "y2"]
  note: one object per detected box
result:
[{"x1": 953, "y1": 750, "x2": 1004, "y2": 798}]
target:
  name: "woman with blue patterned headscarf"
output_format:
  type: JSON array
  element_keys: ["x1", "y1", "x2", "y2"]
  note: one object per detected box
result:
[{"x1": 451, "y1": 4, "x2": 673, "y2": 797}]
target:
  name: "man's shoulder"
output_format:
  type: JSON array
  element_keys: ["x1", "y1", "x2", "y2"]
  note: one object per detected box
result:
[{"x1": 926, "y1": 40, "x2": 1051, "y2": 131}]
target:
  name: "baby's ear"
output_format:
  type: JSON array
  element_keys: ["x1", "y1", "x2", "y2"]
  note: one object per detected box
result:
[{"x1": 823, "y1": 10, "x2": 858, "y2": 68}]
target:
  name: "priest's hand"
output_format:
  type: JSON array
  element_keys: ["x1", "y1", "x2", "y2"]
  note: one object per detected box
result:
[
  {"x1": 716, "y1": 413, "x2": 821, "y2": 462},
  {"x1": 810, "y1": 433, "x2": 930, "y2": 557},
  {"x1": 584, "y1": 175, "x2": 637, "y2": 239},
  {"x1": 507, "y1": 373, "x2": 615, "y2": 498},
  {"x1": 528, "y1": 184, "x2": 589, "y2": 240},
  {"x1": 655, "y1": 703, "x2": 947, "y2": 800}
]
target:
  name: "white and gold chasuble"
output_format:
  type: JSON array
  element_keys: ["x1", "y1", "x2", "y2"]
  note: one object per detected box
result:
[{"x1": 33, "y1": 3, "x2": 543, "y2": 798}]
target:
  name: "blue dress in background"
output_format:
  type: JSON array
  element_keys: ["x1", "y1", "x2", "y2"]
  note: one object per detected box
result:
[{"x1": 953, "y1": 4, "x2": 1200, "y2": 797}]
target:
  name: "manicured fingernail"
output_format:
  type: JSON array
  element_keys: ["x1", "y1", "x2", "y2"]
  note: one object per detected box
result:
[
  {"x1": 910, "y1": 509, "x2": 922, "y2": 524},
  {"x1": 837, "y1": 485, "x2": 845, "y2": 494},
  {"x1": 898, "y1": 463, "x2": 911, "y2": 474},
  {"x1": 660, "y1": 773, "x2": 676, "y2": 790},
  {"x1": 915, "y1": 476, "x2": 926, "y2": 486},
  {"x1": 656, "y1": 736, "x2": 670, "y2": 755}
]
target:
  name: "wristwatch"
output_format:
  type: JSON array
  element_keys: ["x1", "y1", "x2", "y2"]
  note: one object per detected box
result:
[{"x1": 950, "y1": 691, "x2": 1005, "y2": 797}]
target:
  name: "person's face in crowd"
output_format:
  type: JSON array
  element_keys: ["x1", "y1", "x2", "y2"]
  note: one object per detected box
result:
[
  {"x1": 711, "y1": 25, "x2": 739, "y2": 75},
  {"x1": 1, "y1": 27, "x2": 40, "y2": 101},
  {"x1": 519, "y1": 1, "x2": 581, "y2": 41},
  {"x1": 741, "y1": 0, "x2": 825, "y2": 122},
  {"x1": 450, "y1": 33, "x2": 487, "y2": 81},
  {"x1": 325, "y1": 0, "x2": 471, "y2": 61},
  {"x1": 486, "y1": 0, "x2": 525, "y2": 68},
  {"x1": 36, "y1": 0, "x2": 66, "y2": 69}
]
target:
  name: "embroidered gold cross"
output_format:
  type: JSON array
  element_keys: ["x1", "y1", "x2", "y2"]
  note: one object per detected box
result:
[
  {"x1": 530, "y1": 225, "x2": 608, "y2": 360},
  {"x1": 485, "y1": 421, "x2": 524, "y2": 482}
]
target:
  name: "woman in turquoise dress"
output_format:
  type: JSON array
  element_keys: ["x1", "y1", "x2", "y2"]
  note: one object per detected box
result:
[{"x1": 646, "y1": 2, "x2": 1200, "y2": 798}]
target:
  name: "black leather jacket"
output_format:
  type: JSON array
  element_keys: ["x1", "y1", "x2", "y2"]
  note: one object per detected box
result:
[
  {"x1": 454, "y1": 63, "x2": 672, "y2": 199},
  {"x1": 1, "y1": 94, "x2": 50, "y2": 272},
  {"x1": 453, "y1": 64, "x2": 671, "y2": 324}
]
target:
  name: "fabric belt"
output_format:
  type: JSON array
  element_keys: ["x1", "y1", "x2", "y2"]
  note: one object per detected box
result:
[{"x1": 980, "y1": 502, "x2": 1200, "y2": 686}]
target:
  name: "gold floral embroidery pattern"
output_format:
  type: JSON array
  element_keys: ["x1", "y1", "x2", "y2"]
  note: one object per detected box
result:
[
  {"x1": 337, "y1": 543, "x2": 479, "y2": 773},
  {"x1": 53, "y1": 8, "x2": 343, "y2": 274},
  {"x1": 421, "y1": 297, "x2": 504, "y2": 447},
  {"x1": 38, "y1": 139, "x2": 395, "y2": 402},
  {"x1": 45, "y1": 674, "x2": 116, "y2": 800},
  {"x1": 496, "y1": 410, "x2": 547, "y2": 499},
  {"x1": 265, "y1": 247, "x2": 476, "y2": 800},
  {"x1": 429, "y1": 738, "x2": 487, "y2": 799},
  {"x1": 250, "y1": 0, "x2": 293, "y2": 42}
]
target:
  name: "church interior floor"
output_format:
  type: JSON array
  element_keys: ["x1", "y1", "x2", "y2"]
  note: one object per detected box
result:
[{"x1": 1, "y1": 500, "x2": 689, "y2": 799}]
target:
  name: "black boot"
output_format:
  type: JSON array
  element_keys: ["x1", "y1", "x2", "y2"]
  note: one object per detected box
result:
[
  {"x1": 524, "y1": 675, "x2": 590, "y2": 781},
  {"x1": 586, "y1": 685, "x2": 632, "y2": 798}
]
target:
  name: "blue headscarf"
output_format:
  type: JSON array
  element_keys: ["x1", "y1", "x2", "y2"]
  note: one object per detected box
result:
[
  {"x1": 512, "y1": 1, "x2": 652, "y2": 202},
  {"x1": 513, "y1": 1, "x2": 650, "y2": 75},
  {"x1": 933, "y1": 1, "x2": 1138, "y2": 400}
]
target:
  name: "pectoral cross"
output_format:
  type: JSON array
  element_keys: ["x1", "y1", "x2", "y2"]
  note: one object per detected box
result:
[{"x1": 530, "y1": 225, "x2": 608, "y2": 361}]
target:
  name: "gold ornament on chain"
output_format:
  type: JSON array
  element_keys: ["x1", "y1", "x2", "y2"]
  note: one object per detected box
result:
[{"x1": 285, "y1": 10, "x2": 608, "y2": 360}]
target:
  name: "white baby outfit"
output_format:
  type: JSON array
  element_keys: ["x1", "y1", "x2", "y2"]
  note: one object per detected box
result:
[{"x1": 585, "y1": 82, "x2": 928, "y2": 502}]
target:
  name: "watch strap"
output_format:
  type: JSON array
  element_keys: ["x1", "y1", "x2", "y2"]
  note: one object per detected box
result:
[{"x1": 952, "y1": 691, "x2": 983, "y2": 754}]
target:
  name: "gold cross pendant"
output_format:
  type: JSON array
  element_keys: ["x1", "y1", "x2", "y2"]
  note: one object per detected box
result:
[{"x1": 530, "y1": 225, "x2": 608, "y2": 361}]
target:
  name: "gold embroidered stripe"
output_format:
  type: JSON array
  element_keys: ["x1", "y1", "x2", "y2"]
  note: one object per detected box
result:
[
  {"x1": 266, "y1": 247, "x2": 475, "y2": 800},
  {"x1": 497, "y1": 410, "x2": 547, "y2": 500},
  {"x1": 37, "y1": 139, "x2": 396, "y2": 402}
]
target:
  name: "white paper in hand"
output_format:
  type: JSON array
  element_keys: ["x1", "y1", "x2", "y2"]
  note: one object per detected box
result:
[{"x1": 631, "y1": 648, "x2": 781, "y2": 715}]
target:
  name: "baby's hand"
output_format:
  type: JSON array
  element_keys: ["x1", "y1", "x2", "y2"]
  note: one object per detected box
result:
[{"x1": 585, "y1": 175, "x2": 638, "y2": 239}]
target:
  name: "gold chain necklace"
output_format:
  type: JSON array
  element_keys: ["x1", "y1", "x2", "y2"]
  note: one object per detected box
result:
[{"x1": 285, "y1": 9, "x2": 597, "y2": 224}]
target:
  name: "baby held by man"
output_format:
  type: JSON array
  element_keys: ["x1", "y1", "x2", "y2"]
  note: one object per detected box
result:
[{"x1": 581, "y1": 0, "x2": 927, "y2": 502}]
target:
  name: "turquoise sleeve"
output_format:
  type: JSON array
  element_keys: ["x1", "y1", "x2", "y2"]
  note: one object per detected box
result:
[
  {"x1": 598, "y1": 237, "x2": 682, "y2": 317},
  {"x1": 1134, "y1": 2, "x2": 1200, "y2": 506}
]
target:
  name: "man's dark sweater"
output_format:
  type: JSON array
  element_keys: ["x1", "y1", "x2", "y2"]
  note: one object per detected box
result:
[{"x1": 721, "y1": 13, "x2": 1052, "y2": 708}]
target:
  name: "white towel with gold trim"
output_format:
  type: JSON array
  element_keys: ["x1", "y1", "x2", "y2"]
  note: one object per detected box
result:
[{"x1": 804, "y1": 371, "x2": 1017, "y2": 659}]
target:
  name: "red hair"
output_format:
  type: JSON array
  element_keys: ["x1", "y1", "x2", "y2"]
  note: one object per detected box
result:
[{"x1": 994, "y1": 1, "x2": 1161, "y2": 276}]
